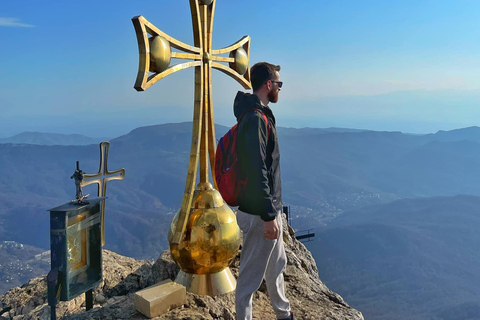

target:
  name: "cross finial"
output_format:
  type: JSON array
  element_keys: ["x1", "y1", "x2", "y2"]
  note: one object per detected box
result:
[
  {"x1": 81, "y1": 141, "x2": 125, "y2": 246},
  {"x1": 132, "y1": 0, "x2": 251, "y2": 244}
]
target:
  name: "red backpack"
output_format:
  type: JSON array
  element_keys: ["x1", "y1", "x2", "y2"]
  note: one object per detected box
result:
[{"x1": 215, "y1": 109, "x2": 269, "y2": 206}]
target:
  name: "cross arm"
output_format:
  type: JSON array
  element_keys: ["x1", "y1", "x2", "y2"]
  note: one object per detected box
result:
[
  {"x1": 132, "y1": 15, "x2": 203, "y2": 91},
  {"x1": 80, "y1": 176, "x2": 103, "y2": 198},
  {"x1": 141, "y1": 61, "x2": 202, "y2": 91},
  {"x1": 81, "y1": 175, "x2": 102, "y2": 187},
  {"x1": 211, "y1": 35, "x2": 250, "y2": 55},
  {"x1": 104, "y1": 168, "x2": 125, "y2": 182},
  {"x1": 211, "y1": 35, "x2": 252, "y2": 89},
  {"x1": 212, "y1": 63, "x2": 251, "y2": 89},
  {"x1": 133, "y1": 16, "x2": 200, "y2": 54}
]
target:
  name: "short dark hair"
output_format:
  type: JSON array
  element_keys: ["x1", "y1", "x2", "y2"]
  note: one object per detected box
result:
[{"x1": 250, "y1": 62, "x2": 281, "y2": 91}]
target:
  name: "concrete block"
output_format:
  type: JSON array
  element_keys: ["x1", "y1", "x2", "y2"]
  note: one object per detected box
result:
[{"x1": 134, "y1": 279, "x2": 186, "y2": 318}]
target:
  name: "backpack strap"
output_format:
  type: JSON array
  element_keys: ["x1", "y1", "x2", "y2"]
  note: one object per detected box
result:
[{"x1": 238, "y1": 108, "x2": 270, "y2": 137}]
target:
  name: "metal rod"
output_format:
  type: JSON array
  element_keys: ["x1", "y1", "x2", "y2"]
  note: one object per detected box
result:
[
  {"x1": 85, "y1": 289, "x2": 93, "y2": 311},
  {"x1": 47, "y1": 269, "x2": 59, "y2": 320}
]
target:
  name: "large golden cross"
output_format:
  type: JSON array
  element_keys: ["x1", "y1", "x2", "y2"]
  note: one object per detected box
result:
[
  {"x1": 132, "y1": 0, "x2": 251, "y2": 245},
  {"x1": 81, "y1": 142, "x2": 125, "y2": 246}
]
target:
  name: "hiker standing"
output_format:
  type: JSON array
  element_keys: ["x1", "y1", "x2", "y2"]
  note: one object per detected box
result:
[{"x1": 234, "y1": 62, "x2": 293, "y2": 320}]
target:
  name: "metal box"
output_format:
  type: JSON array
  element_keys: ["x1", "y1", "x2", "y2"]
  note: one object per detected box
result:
[{"x1": 48, "y1": 198, "x2": 105, "y2": 301}]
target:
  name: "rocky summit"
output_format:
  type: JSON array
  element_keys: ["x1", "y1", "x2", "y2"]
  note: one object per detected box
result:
[{"x1": 0, "y1": 217, "x2": 363, "y2": 319}]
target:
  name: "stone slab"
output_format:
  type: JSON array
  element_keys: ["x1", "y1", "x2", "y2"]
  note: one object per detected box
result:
[{"x1": 134, "y1": 279, "x2": 186, "y2": 318}]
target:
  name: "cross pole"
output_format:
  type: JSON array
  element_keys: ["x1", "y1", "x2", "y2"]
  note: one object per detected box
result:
[
  {"x1": 132, "y1": 0, "x2": 251, "y2": 245},
  {"x1": 81, "y1": 141, "x2": 125, "y2": 246}
]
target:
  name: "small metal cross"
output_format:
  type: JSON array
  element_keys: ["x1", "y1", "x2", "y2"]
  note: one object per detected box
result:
[
  {"x1": 81, "y1": 141, "x2": 125, "y2": 246},
  {"x1": 132, "y1": 0, "x2": 252, "y2": 244}
]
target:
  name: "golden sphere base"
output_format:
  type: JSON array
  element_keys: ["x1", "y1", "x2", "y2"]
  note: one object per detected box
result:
[{"x1": 174, "y1": 267, "x2": 236, "y2": 296}]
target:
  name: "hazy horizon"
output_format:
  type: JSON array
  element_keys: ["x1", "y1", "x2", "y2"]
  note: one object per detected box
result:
[{"x1": 2, "y1": 87, "x2": 480, "y2": 139}]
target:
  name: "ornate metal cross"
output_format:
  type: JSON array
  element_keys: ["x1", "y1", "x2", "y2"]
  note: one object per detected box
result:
[
  {"x1": 132, "y1": 0, "x2": 251, "y2": 245},
  {"x1": 81, "y1": 141, "x2": 125, "y2": 246}
]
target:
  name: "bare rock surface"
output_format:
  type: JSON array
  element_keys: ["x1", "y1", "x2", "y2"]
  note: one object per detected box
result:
[{"x1": 0, "y1": 217, "x2": 363, "y2": 319}]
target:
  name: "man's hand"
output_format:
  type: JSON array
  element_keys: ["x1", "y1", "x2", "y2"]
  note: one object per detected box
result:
[{"x1": 264, "y1": 219, "x2": 279, "y2": 240}]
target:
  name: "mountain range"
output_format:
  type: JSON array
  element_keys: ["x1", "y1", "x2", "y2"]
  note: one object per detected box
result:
[
  {"x1": 1, "y1": 124, "x2": 480, "y2": 258},
  {"x1": 1, "y1": 123, "x2": 480, "y2": 319},
  {"x1": 308, "y1": 195, "x2": 480, "y2": 320},
  {"x1": 0, "y1": 132, "x2": 109, "y2": 146}
]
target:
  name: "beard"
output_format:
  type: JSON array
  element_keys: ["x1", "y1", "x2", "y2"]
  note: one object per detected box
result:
[{"x1": 268, "y1": 88, "x2": 279, "y2": 103}]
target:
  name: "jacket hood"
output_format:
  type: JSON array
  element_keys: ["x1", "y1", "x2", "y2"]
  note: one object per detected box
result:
[{"x1": 233, "y1": 91, "x2": 274, "y2": 122}]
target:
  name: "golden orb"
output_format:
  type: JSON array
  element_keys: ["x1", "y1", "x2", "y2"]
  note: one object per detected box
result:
[
  {"x1": 229, "y1": 47, "x2": 248, "y2": 75},
  {"x1": 149, "y1": 36, "x2": 171, "y2": 73},
  {"x1": 168, "y1": 182, "x2": 241, "y2": 275}
]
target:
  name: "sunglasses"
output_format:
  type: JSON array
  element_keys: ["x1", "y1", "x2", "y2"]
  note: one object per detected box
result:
[{"x1": 270, "y1": 80, "x2": 283, "y2": 88}]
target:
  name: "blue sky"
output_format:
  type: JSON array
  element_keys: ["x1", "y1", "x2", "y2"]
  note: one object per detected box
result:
[{"x1": 2, "y1": 0, "x2": 480, "y2": 137}]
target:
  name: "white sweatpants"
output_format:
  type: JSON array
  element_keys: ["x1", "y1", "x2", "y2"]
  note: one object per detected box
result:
[{"x1": 235, "y1": 210, "x2": 291, "y2": 320}]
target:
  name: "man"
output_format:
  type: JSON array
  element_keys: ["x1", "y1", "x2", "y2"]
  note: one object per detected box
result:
[{"x1": 234, "y1": 62, "x2": 293, "y2": 320}]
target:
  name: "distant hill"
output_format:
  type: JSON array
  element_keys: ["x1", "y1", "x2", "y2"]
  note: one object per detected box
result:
[
  {"x1": 0, "y1": 132, "x2": 110, "y2": 146},
  {"x1": 429, "y1": 126, "x2": 480, "y2": 143},
  {"x1": 307, "y1": 195, "x2": 480, "y2": 320},
  {"x1": 277, "y1": 127, "x2": 369, "y2": 136}
]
